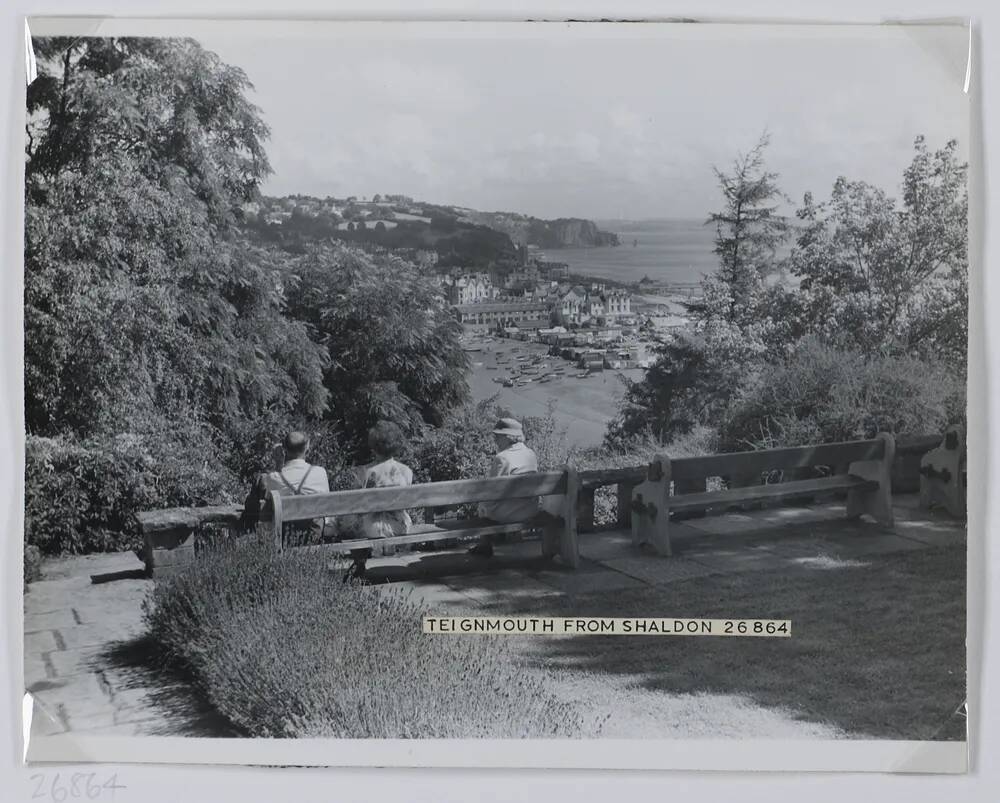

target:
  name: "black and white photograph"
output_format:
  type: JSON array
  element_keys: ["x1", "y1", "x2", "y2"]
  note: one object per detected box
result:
[{"x1": 19, "y1": 17, "x2": 971, "y2": 771}]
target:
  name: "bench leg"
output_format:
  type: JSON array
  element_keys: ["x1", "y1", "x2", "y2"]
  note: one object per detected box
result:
[
  {"x1": 541, "y1": 522, "x2": 560, "y2": 559},
  {"x1": 631, "y1": 455, "x2": 673, "y2": 556},
  {"x1": 559, "y1": 466, "x2": 581, "y2": 569},
  {"x1": 847, "y1": 432, "x2": 895, "y2": 529}
]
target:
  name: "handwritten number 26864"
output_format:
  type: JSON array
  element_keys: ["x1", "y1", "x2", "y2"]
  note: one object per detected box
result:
[{"x1": 30, "y1": 773, "x2": 126, "y2": 801}]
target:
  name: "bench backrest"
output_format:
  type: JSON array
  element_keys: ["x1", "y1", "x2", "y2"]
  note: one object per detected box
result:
[
  {"x1": 267, "y1": 470, "x2": 568, "y2": 524},
  {"x1": 670, "y1": 438, "x2": 886, "y2": 482}
]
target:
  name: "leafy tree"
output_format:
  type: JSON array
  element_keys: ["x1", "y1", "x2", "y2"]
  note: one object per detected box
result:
[
  {"x1": 283, "y1": 243, "x2": 470, "y2": 457},
  {"x1": 24, "y1": 37, "x2": 330, "y2": 549},
  {"x1": 607, "y1": 332, "x2": 744, "y2": 445},
  {"x1": 612, "y1": 136, "x2": 791, "y2": 444},
  {"x1": 787, "y1": 137, "x2": 968, "y2": 362}
]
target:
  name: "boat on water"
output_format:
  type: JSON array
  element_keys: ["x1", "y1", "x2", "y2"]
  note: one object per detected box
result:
[
  {"x1": 463, "y1": 346, "x2": 482, "y2": 352},
  {"x1": 503, "y1": 379, "x2": 515, "y2": 387},
  {"x1": 575, "y1": 372, "x2": 590, "y2": 378}
]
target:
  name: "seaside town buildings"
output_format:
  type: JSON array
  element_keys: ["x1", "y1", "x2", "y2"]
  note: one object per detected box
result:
[{"x1": 448, "y1": 268, "x2": 645, "y2": 342}]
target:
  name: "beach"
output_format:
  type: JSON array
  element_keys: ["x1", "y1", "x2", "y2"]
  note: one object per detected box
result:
[{"x1": 467, "y1": 337, "x2": 644, "y2": 447}]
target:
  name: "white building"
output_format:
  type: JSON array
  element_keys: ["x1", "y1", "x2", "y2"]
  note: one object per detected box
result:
[{"x1": 446, "y1": 273, "x2": 497, "y2": 305}]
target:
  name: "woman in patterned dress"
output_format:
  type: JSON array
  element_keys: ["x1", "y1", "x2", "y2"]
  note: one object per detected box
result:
[{"x1": 345, "y1": 421, "x2": 414, "y2": 581}]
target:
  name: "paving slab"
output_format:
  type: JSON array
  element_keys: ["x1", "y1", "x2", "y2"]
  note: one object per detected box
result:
[
  {"x1": 894, "y1": 520, "x2": 967, "y2": 548},
  {"x1": 24, "y1": 609, "x2": 80, "y2": 633},
  {"x1": 577, "y1": 531, "x2": 636, "y2": 561},
  {"x1": 24, "y1": 654, "x2": 52, "y2": 689},
  {"x1": 46, "y1": 646, "x2": 107, "y2": 678},
  {"x1": 532, "y1": 566, "x2": 647, "y2": 595},
  {"x1": 25, "y1": 630, "x2": 60, "y2": 654},
  {"x1": 382, "y1": 580, "x2": 478, "y2": 610},
  {"x1": 444, "y1": 570, "x2": 564, "y2": 606},
  {"x1": 685, "y1": 548, "x2": 795, "y2": 574},
  {"x1": 38, "y1": 551, "x2": 145, "y2": 581},
  {"x1": 54, "y1": 625, "x2": 141, "y2": 651},
  {"x1": 600, "y1": 555, "x2": 723, "y2": 586}
]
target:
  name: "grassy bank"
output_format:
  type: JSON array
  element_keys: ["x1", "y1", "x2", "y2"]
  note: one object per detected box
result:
[{"x1": 489, "y1": 544, "x2": 967, "y2": 740}]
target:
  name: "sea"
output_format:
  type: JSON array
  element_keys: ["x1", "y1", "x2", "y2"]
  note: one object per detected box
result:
[{"x1": 538, "y1": 218, "x2": 718, "y2": 287}]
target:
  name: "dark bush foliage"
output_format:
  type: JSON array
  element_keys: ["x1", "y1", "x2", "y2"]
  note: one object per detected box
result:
[
  {"x1": 719, "y1": 338, "x2": 965, "y2": 452},
  {"x1": 25, "y1": 430, "x2": 239, "y2": 555},
  {"x1": 143, "y1": 537, "x2": 589, "y2": 738}
]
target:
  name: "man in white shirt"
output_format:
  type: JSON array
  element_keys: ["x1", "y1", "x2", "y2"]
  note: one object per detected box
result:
[
  {"x1": 470, "y1": 417, "x2": 542, "y2": 557},
  {"x1": 241, "y1": 431, "x2": 330, "y2": 542},
  {"x1": 264, "y1": 431, "x2": 330, "y2": 498}
]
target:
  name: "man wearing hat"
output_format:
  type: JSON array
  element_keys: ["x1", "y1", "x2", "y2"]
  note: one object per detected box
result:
[{"x1": 469, "y1": 417, "x2": 541, "y2": 557}]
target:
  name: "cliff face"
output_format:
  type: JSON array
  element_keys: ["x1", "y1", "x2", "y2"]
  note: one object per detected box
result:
[
  {"x1": 464, "y1": 210, "x2": 620, "y2": 248},
  {"x1": 527, "y1": 218, "x2": 619, "y2": 248}
]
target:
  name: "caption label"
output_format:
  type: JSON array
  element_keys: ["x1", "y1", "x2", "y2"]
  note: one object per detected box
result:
[{"x1": 423, "y1": 616, "x2": 791, "y2": 637}]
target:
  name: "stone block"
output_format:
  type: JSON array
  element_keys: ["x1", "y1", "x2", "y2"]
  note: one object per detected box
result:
[
  {"x1": 601, "y1": 556, "x2": 722, "y2": 586},
  {"x1": 25, "y1": 630, "x2": 60, "y2": 654},
  {"x1": 46, "y1": 646, "x2": 106, "y2": 678},
  {"x1": 24, "y1": 609, "x2": 79, "y2": 633},
  {"x1": 24, "y1": 654, "x2": 52, "y2": 688}
]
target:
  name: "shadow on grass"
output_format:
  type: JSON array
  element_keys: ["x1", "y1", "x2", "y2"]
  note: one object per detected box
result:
[
  {"x1": 475, "y1": 544, "x2": 967, "y2": 741},
  {"x1": 100, "y1": 635, "x2": 243, "y2": 737}
]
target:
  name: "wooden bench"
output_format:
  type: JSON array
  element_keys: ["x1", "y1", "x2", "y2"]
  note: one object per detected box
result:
[
  {"x1": 919, "y1": 425, "x2": 966, "y2": 517},
  {"x1": 629, "y1": 433, "x2": 896, "y2": 556},
  {"x1": 261, "y1": 467, "x2": 582, "y2": 569}
]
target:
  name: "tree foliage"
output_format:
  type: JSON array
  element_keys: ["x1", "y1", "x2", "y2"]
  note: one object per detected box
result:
[
  {"x1": 611, "y1": 135, "x2": 967, "y2": 451},
  {"x1": 23, "y1": 38, "x2": 471, "y2": 553},
  {"x1": 695, "y1": 132, "x2": 790, "y2": 328},
  {"x1": 283, "y1": 243, "x2": 470, "y2": 456},
  {"x1": 787, "y1": 136, "x2": 968, "y2": 361}
]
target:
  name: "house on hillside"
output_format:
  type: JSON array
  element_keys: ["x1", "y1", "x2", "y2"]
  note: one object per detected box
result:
[
  {"x1": 556, "y1": 286, "x2": 589, "y2": 325},
  {"x1": 446, "y1": 273, "x2": 497, "y2": 305}
]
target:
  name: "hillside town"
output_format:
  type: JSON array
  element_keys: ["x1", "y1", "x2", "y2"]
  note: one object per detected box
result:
[
  {"x1": 242, "y1": 193, "x2": 693, "y2": 373},
  {"x1": 435, "y1": 247, "x2": 691, "y2": 374}
]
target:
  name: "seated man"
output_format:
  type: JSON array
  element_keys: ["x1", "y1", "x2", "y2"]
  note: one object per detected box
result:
[
  {"x1": 241, "y1": 431, "x2": 330, "y2": 544},
  {"x1": 469, "y1": 417, "x2": 559, "y2": 557}
]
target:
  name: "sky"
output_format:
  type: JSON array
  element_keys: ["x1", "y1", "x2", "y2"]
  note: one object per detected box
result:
[{"x1": 197, "y1": 22, "x2": 970, "y2": 221}]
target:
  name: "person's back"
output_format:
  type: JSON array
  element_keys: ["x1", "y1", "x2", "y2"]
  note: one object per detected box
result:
[
  {"x1": 479, "y1": 438, "x2": 539, "y2": 523},
  {"x1": 264, "y1": 457, "x2": 330, "y2": 499},
  {"x1": 262, "y1": 432, "x2": 330, "y2": 544}
]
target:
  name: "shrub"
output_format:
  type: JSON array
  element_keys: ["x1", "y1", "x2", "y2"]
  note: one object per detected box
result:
[
  {"x1": 25, "y1": 427, "x2": 238, "y2": 556},
  {"x1": 143, "y1": 537, "x2": 587, "y2": 738},
  {"x1": 719, "y1": 337, "x2": 964, "y2": 451}
]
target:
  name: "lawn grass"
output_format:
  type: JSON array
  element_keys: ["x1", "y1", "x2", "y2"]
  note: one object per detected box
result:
[{"x1": 494, "y1": 544, "x2": 966, "y2": 740}]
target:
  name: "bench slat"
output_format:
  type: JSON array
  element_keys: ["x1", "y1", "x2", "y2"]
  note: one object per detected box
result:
[
  {"x1": 274, "y1": 471, "x2": 567, "y2": 522},
  {"x1": 324, "y1": 520, "x2": 532, "y2": 554},
  {"x1": 671, "y1": 440, "x2": 885, "y2": 482},
  {"x1": 137, "y1": 505, "x2": 243, "y2": 533},
  {"x1": 668, "y1": 475, "x2": 878, "y2": 512}
]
